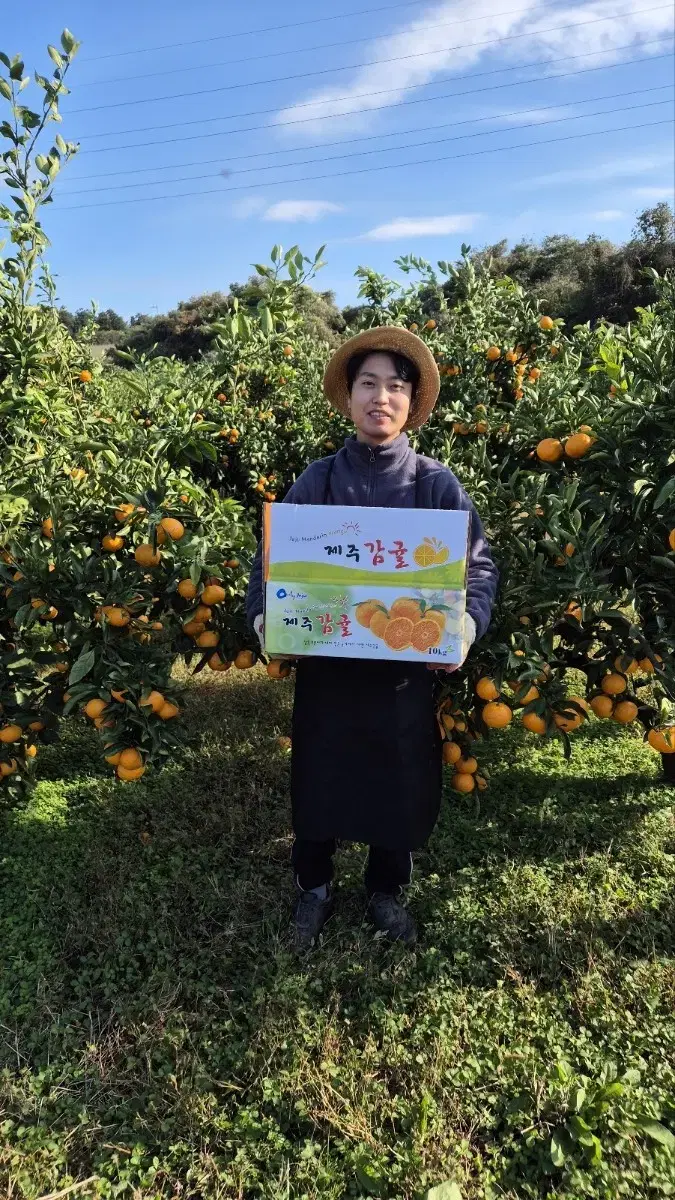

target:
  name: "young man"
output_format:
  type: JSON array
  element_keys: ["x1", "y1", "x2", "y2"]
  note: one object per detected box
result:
[{"x1": 247, "y1": 327, "x2": 498, "y2": 950}]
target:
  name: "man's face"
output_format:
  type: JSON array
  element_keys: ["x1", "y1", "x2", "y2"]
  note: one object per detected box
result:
[{"x1": 349, "y1": 353, "x2": 412, "y2": 445}]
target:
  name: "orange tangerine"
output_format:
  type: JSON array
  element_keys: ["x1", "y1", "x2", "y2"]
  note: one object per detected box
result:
[
  {"x1": 475, "y1": 677, "x2": 499, "y2": 702},
  {"x1": 536, "y1": 438, "x2": 564, "y2": 463},
  {"x1": 117, "y1": 764, "x2": 146, "y2": 781},
  {"x1": 135, "y1": 544, "x2": 161, "y2": 568},
  {"x1": 267, "y1": 660, "x2": 292, "y2": 680},
  {"x1": 443, "y1": 741, "x2": 462, "y2": 764},
  {"x1": 158, "y1": 517, "x2": 184, "y2": 541},
  {"x1": 424, "y1": 608, "x2": 446, "y2": 632},
  {"x1": 613, "y1": 700, "x2": 638, "y2": 724},
  {"x1": 601, "y1": 673, "x2": 627, "y2": 696},
  {"x1": 522, "y1": 711, "x2": 546, "y2": 734},
  {"x1": 410, "y1": 619, "x2": 442, "y2": 652},
  {"x1": 119, "y1": 747, "x2": 142, "y2": 770},
  {"x1": 201, "y1": 584, "x2": 226, "y2": 606},
  {"x1": 389, "y1": 597, "x2": 423, "y2": 623},
  {"x1": 648, "y1": 727, "x2": 675, "y2": 753},
  {"x1": 455, "y1": 755, "x2": 477, "y2": 774},
  {"x1": 355, "y1": 599, "x2": 386, "y2": 629},
  {"x1": 383, "y1": 617, "x2": 414, "y2": 652},
  {"x1": 413, "y1": 542, "x2": 437, "y2": 568},
  {"x1": 208, "y1": 654, "x2": 231, "y2": 672},
  {"x1": 613, "y1": 655, "x2": 639, "y2": 675},
  {"x1": 565, "y1": 432, "x2": 594, "y2": 458},
  {"x1": 482, "y1": 701, "x2": 513, "y2": 729},
  {"x1": 177, "y1": 578, "x2": 198, "y2": 600},
  {"x1": 590, "y1": 695, "x2": 614, "y2": 718},
  {"x1": 452, "y1": 772, "x2": 475, "y2": 793},
  {"x1": 369, "y1": 610, "x2": 390, "y2": 639}
]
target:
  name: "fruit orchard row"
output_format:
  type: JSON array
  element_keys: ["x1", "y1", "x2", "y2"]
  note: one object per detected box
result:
[{"x1": 0, "y1": 34, "x2": 673, "y2": 801}]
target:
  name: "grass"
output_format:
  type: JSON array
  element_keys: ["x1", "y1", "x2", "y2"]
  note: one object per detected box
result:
[{"x1": 1, "y1": 667, "x2": 674, "y2": 1200}]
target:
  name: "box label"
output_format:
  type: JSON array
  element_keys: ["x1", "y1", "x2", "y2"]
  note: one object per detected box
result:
[{"x1": 264, "y1": 503, "x2": 469, "y2": 664}]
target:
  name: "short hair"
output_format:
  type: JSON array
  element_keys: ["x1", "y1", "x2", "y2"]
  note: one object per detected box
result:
[{"x1": 346, "y1": 349, "x2": 420, "y2": 398}]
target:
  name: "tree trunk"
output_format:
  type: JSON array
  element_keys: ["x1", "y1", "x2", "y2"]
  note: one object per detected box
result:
[{"x1": 662, "y1": 753, "x2": 675, "y2": 783}]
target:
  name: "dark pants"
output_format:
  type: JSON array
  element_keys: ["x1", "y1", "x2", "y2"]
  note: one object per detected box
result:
[{"x1": 292, "y1": 838, "x2": 413, "y2": 896}]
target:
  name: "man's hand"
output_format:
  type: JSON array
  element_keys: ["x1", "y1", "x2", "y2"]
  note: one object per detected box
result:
[
  {"x1": 427, "y1": 613, "x2": 476, "y2": 673},
  {"x1": 253, "y1": 613, "x2": 265, "y2": 652}
]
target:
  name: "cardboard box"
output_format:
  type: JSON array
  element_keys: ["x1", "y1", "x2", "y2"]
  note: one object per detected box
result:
[{"x1": 263, "y1": 502, "x2": 469, "y2": 664}]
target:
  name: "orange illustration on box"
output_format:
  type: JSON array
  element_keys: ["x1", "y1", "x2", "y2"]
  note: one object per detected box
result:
[
  {"x1": 263, "y1": 504, "x2": 469, "y2": 664},
  {"x1": 355, "y1": 594, "x2": 448, "y2": 653}
]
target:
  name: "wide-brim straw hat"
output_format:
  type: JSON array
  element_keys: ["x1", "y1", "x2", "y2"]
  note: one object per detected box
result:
[{"x1": 323, "y1": 326, "x2": 440, "y2": 431}]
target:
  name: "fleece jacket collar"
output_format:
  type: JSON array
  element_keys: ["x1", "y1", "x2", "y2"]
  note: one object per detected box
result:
[{"x1": 342, "y1": 433, "x2": 414, "y2": 477}]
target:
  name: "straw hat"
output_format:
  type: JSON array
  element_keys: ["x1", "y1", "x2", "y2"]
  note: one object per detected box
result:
[{"x1": 323, "y1": 326, "x2": 440, "y2": 431}]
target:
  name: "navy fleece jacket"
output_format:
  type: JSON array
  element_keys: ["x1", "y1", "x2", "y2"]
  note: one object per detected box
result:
[{"x1": 246, "y1": 433, "x2": 498, "y2": 639}]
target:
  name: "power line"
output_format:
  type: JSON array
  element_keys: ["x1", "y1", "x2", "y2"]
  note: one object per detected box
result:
[
  {"x1": 73, "y1": 43, "x2": 674, "y2": 154},
  {"x1": 56, "y1": 118, "x2": 675, "y2": 212},
  {"x1": 65, "y1": 78, "x2": 672, "y2": 184},
  {"x1": 84, "y1": 0, "x2": 440, "y2": 63},
  {"x1": 80, "y1": 1, "x2": 592, "y2": 90},
  {"x1": 66, "y1": 7, "x2": 672, "y2": 116},
  {"x1": 60, "y1": 93, "x2": 674, "y2": 197}
]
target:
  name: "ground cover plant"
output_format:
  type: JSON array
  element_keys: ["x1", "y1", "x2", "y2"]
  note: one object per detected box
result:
[
  {"x1": 1, "y1": 667, "x2": 675, "y2": 1198},
  {"x1": 0, "y1": 30, "x2": 674, "y2": 1199}
]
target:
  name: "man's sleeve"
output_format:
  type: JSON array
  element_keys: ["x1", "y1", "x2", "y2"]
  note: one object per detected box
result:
[
  {"x1": 244, "y1": 462, "x2": 324, "y2": 627},
  {"x1": 439, "y1": 476, "x2": 499, "y2": 641}
]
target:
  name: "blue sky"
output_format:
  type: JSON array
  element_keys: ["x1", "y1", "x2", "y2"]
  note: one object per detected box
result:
[{"x1": 4, "y1": 0, "x2": 674, "y2": 317}]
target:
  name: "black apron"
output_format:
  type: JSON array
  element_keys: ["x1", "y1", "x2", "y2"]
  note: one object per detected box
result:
[{"x1": 290, "y1": 457, "x2": 442, "y2": 851}]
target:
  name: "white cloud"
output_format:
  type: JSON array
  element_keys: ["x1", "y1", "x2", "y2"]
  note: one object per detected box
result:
[
  {"x1": 272, "y1": 0, "x2": 674, "y2": 139},
  {"x1": 489, "y1": 104, "x2": 580, "y2": 126},
  {"x1": 517, "y1": 154, "x2": 674, "y2": 188},
  {"x1": 590, "y1": 209, "x2": 624, "y2": 220},
  {"x1": 231, "y1": 195, "x2": 267, "y2": 218},
  {"x1": 262, "y1": 199, "x2": 344, "y2": 222},
  {"x1": 629, "y1": 185, "x2": 675, "y2": 200},
  {"x1": 361, "y1": 213, "x2": 480, "y2": 240}
]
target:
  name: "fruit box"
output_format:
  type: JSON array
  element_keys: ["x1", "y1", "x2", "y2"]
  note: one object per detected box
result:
[{"x1": 263, "y1": 502, "x2": 469, "y2": 664}]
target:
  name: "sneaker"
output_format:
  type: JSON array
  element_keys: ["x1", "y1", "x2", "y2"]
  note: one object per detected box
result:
[
  {"x1": 292, "y1": 885, "x2": 334, "y2": 952},
  {"x1": 367, "y1": 891, "x2": 417, "y2": 944}
]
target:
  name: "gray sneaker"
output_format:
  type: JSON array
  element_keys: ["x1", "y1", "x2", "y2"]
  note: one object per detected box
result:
[
  {"x1": 292, "y1": 885, "x2": 334, "y2": 952},
  {"x1": 368, "y1": 891, "x2": 417, "y2": 944}
]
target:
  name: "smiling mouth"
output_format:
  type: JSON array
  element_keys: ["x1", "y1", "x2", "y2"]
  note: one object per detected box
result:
[{"x1": 368, "y1": 411, "x2": 390, "y2": 420}]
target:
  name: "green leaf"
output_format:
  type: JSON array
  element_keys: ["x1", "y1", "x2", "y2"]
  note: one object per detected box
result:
[
  {"x1": 259, "y1": 305, "x2": 274, "y2": 335},
  {"x1": 424, "y1": 1182, "x2": 462, "y2": 1200},
  {"x1": 638, "y1": 1119, "x2": 675, "y2": 1149},
  {"x1": 652, "y1": 556, "x2": 675, "y2": 573},
  {"x1": 8, "y1": 60, "x2": 24, "y2": 81},
  {"x1": 69, "y1": 649, "x2": 96, "y2": 686},
  {"x1": 61, "y1": 28, "x2": 76, "y2": 53},
  {"x1": 550, "y1": 1128, "x2": 568, "y2": 1167},
  {"x1": 47, "y1": 45, "x2": 64, "y2": 69},
  {"x1": 653, "y1": 476, "x2": 675, "y2": 510},
  {"x1": 0, "y1": 79, "x2": 12, "y2": 101},
  {"x1": 55, "y1": 133, "x2": 67, "y2": 154},
  {"x1": 354, "y1": 1162, "x2": 387, "y2": 1197}
]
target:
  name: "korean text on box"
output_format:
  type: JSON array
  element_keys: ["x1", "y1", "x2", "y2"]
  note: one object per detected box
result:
[{"x1": 263, "y1": 503, "x2": 469, "y2": 664}]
